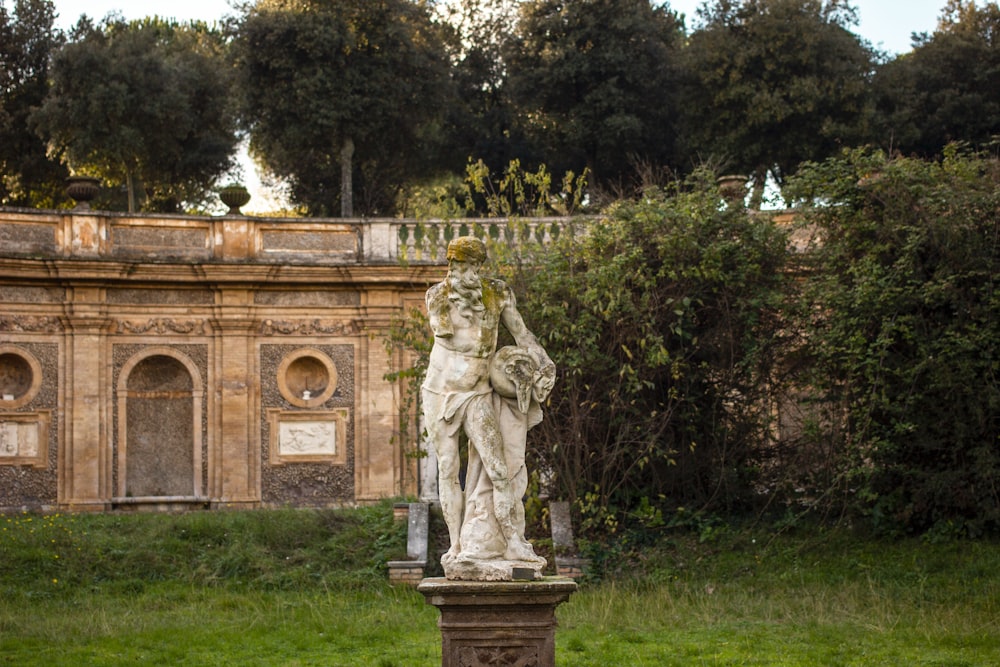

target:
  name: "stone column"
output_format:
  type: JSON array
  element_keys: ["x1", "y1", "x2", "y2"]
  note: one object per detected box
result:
[
  {"x1": 418, "y1": 578, "x2": 577, "y2": 667},
  {"x1": 211, "y1": 290, "x2": 259, "y2": 507}
]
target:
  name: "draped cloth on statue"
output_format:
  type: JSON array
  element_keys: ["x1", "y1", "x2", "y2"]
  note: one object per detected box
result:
[{"x1": 458, "y1": 357, "x2": 546, "y2": 561}]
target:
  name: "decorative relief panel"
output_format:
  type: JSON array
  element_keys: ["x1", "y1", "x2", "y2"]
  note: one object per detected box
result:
[
  {"x1": 266, "y1": 409, "x2": 349, "y2": 465},
  {"x1": 457, "y1": 646, "x2": 539, "y2": 667},
  {"x1": 261, "y1": 319, "x2": 361, "y2": 336},
  {"x1": 115, "y1": 318, "x2": 208, "y2": 335},
  {"x1": 0, "y1": 315, "x2": 63, "y2": 333},
  {"x1": 0, "y1": 411, "x2": 51, "y2": 468}
]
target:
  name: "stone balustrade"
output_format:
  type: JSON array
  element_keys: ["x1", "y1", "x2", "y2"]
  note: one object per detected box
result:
[{"x1": 0, "y1": 208, "x2": 575, "y2": 267}]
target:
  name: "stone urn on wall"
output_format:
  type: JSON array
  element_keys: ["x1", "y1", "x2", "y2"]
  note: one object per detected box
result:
[
  {"x1": 219, "y1": 184, "x2": 251, "y2": 215},
  {"x1": 65, "y1": 176, "x2": 102, "y2": 210},
  {"x1": 716, "y1": 174, "x2": 749, "y2": 207}
]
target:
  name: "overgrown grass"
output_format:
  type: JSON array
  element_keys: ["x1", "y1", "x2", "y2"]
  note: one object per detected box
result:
[{"x1": 2, "y1": 506, "x2": 998, "y2": 665}]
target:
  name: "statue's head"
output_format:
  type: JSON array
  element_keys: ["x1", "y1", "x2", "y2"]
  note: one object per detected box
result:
[{"x1": 446, "y1": 236, "x2": 487, "y2": 266}]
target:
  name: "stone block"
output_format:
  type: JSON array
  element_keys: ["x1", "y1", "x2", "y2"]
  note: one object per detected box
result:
[{"x1": 388, "y1": 560, "x2": 426, "y2": 586}]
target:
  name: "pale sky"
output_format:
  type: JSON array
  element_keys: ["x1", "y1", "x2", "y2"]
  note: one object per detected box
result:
[{"x1": 53, "y1": 0, "x2": 952, "y2": 54}]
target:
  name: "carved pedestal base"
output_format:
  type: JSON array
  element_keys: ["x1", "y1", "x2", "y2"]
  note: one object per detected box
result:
[{"x1": 418, "y1": 577, "x2": 577, "y2": 667}]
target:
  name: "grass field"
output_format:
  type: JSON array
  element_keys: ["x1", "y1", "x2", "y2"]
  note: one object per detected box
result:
[{"x1": 2, "y1": 504, "x2": 998, "y2": 666}]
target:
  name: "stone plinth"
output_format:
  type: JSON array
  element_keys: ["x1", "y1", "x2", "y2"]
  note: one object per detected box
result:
[
  {"x1": 418, "y1": 577, "x2": 577, "y2": 667},
  {"x1": 387, "y1": 560, "x2": 426, "y2": 586}
]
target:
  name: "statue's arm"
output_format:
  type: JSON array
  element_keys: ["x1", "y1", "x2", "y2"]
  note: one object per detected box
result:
[{"x1": 500, "y1": 287, "x2": 556, "y2": 397}]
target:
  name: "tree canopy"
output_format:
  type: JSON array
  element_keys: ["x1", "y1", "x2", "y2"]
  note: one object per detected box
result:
[
  {"x1": 5, "y1": 0, "x2": 1000, "y2": 212},
  {"x1": 31, "y1": 17, "x2": 239, "y2": 212},
  {"x1": 505, "y1": 0, "x2": 686, "y2": 193},
  {"x1": 0, "y1": 0, "x2": 67, "y2": 207},
  {"x1": 233, "y1": 0, "x2": 451, "y2": 217},
  {"x1": 680, "y1": 0, "x2": 875, "y2": 204},
  {"x1": 873, "y1": 0, "x2": 1000, "y2": 157}
]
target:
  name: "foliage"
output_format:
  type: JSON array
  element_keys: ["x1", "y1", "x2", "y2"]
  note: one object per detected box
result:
[
  {"x1": 464, "y1": 157, "x2": 590, "y2": 218},
  {"x1": 435, "y1": 0, "x2": 528, "y2": 176},
  {"x1": 680, "y1": 0, "x2": 875, "y2": 205},
  {"x1": 31, "y1": 17, "x2": 239, "y2": 212},
  {"x1": 233, "y1": 0, "x2": 452, "y2": 217},
  {"x1": 505, "y1": 0, "x2": 685, "y2": 191},
  {"x1": 872, "y1": 0, "x2": 1000, "y2": 158},
  {"x1": 785, "y1": 146, "x2": 1000, "y2": 536},
  {"x1": 506, "y1": 172, "x2": 790, "y2": 531},
  {"x1": 0, "y1": 0, "x2": 67, "y2": 207}
]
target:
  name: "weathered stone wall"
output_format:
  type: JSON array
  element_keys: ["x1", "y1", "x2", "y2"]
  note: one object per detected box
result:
[
  {"x1": 259, "y1": 343, "x2": 355, "y2": 505},
  {"x1": 0, "y1": 341, "x2": 59, "y2": 508},
  {"x1": 0, "y1": 206, "x2": 455, "y2": 511}
]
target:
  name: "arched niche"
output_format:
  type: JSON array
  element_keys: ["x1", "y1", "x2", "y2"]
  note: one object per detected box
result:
[{"x1": 116, "y1": 348, "x2": 204, "y2": 500}]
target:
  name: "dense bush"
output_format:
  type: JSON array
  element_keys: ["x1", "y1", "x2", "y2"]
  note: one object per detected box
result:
[
  {"x1": 478, "y1": 170, "x2": 791, "y2": 532},
  {"x1": 786, "y1": 147, "x2": 1000, "y2": 536}
]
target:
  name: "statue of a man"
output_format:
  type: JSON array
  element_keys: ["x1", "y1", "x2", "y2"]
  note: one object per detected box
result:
[{"x1": 422, "y1": 236, "x2": 555, "y2": 580}]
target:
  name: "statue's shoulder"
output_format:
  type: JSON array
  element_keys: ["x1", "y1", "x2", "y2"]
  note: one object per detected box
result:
[{"x1": 426, "y1": 281, "x2": 448, "y2": 305}]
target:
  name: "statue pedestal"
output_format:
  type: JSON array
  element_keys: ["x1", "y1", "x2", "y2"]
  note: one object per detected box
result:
[{"x1": 418, "y1": 577, "x2": 577, "y2": 667}]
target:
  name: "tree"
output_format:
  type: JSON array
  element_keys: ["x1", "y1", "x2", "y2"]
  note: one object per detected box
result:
[
  {"x1": 233, "y1": 0, "x2": 451, "y2": 217},
  {"x1": 0, "y1": 0, "x2": 67, "y2": 207},
  {"x1": 32, "y1": 18, "x2": 239, "y2": 212},
  {"x1": 786, "y1": 147, "x2": 1000, "y2": 536},
  {"x1": 681, "y1": 0, "x2": 875, "y2": 205},
  {"x1": 873, "y1": 1, "x2": 1000, "y2": 157},
  {"x1": 437, "y1": 0, "x2": 530, "y2": 178},
  {"x1": 504, "y1": 0, "x2": 685, "y2": 193}
]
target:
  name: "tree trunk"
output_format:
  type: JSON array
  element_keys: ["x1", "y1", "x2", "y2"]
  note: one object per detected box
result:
[
  {"x1": 125, "y1": 168, "x2": 137, "y2": 213},
  {"x1": 750, "y1": 165, "x2": 768, "y2": 210},
  {"x1": 340, "y1": 136, "x2": 354, "y2": 218}
]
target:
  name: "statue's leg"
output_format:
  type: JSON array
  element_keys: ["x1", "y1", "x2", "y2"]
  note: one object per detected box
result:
[
  {"x1": 422, "y1": 392, "x2": 463, "y2": 556},
  {"x1": 466, "y1": 396, "x2": 540, "y2": 562}
]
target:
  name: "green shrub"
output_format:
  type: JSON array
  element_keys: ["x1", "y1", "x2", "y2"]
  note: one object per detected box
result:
[{"x1": 786, "y1": 146, "x2": 1000, "y2": 536}]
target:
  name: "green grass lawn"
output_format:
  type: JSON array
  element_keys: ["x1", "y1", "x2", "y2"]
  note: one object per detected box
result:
[{"x1": 2, "y1": 506, "x2": 998, "y2": 666}]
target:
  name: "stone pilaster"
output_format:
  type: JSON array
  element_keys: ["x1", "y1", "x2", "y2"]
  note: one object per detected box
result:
[
  {"x1": 211, "y1": 290, "x2": 259, "y2": 507},
  {"x1": 60, "y1": 291, "x2": 110, "y2": 510}
]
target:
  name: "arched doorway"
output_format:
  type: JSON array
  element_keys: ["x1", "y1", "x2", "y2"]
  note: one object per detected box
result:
[{"x1": 117, "y1": 350, "x2": 203, "y2": 499}]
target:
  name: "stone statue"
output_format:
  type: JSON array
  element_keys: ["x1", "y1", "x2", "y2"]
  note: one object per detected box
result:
[{"x1": 422, "y1": 236, "x2": 555, "y2": 581}]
